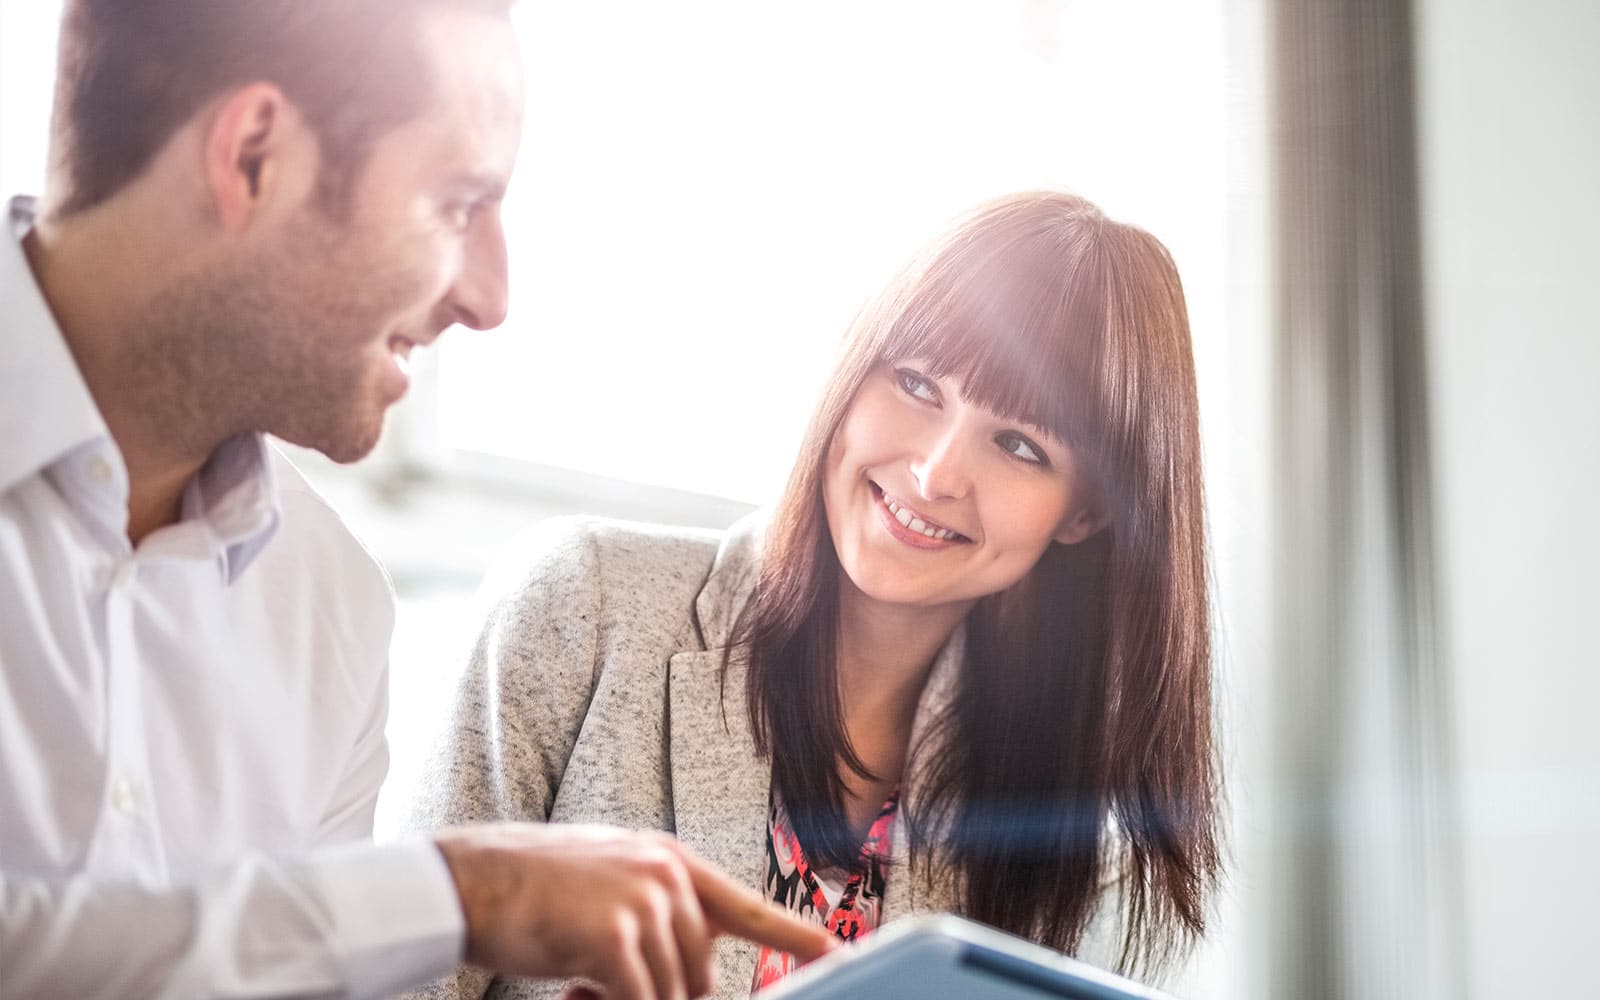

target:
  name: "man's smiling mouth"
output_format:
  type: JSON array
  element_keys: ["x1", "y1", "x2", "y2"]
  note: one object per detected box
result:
[{"x1": 388, "y1": 336, "x2": 416, "y2": 376}]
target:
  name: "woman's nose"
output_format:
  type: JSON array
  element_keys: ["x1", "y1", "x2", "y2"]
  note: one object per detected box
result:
[{"x1": 909, "y1": 427, "x2": 973, "y2": 502}]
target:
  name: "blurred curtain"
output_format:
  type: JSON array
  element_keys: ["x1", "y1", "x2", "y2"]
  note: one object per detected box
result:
[{"x1": 1267, "y1": 0, "x2": 1466, "y2": 997}]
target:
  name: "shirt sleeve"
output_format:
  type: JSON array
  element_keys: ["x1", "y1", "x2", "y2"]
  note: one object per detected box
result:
[
  {"x1": 319, "y1": 651, "x2": 395, "y2": 846},
  {"x1": 0, "y1": 838, "x2": 464, "y2": 1000}
]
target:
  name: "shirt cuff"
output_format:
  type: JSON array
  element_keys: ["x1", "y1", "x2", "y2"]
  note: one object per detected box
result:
[{"x1": 302, "y1": 837, "x2": 466, "y2": 999}]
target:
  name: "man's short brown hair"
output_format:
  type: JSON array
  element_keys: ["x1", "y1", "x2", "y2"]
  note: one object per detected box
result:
[{"x1": 49, "y1": 0, "x2": 514, "y2": 218}]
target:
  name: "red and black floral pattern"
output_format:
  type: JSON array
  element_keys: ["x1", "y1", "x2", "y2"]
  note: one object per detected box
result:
[{"x1": 750, "y1": 788, "x2": 899, "y2": 993}]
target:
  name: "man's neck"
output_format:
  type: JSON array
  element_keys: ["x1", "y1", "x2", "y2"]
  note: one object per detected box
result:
[{"x1": 23, "y1": 214, "x2": 220, "y2": 546}]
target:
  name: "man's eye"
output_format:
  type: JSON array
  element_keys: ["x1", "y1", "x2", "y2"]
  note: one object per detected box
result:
[
  {"x1": 895, "y1": 368, "x2": 939, "y2": 403},
  {"x1": 446, "y1": 200, "x2": 480, "y2": 230},
  {"x1": 998, "y1": 432, "x2": 1047, "y2": 466}
]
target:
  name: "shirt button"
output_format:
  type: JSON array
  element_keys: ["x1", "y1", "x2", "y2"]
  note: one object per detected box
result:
[
  {"x1": 109, "y1": 776, "x2": 138, "y2": 816},
  {"x1": 86, "y1": 456, "x2": 113, "y2": 485},
  {"x1": 111, "y1": 561, "x2": 137, "y2": 592}
]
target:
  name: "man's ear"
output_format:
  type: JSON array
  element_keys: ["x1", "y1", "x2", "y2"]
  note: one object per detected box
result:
[
  {"x1": 204, "y1": 83, "x2": 302, "y2": 232},
  {"x1": 1053, "y1": 505, "x2": 1108, "y2": 546}
]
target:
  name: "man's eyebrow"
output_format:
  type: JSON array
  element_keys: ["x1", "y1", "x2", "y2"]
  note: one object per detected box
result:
[{"x1": 447, "y1": 173, "x2": 509, "y2": 200}]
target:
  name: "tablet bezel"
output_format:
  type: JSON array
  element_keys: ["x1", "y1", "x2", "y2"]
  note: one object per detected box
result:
[{"x1": 753, "y1": 914, "x2": 1177, "y2": 1000}]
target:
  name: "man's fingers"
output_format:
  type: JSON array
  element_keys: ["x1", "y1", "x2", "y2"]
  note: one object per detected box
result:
[
  {"x1": 601, "y1": 945, "x2": 657, "y2": 1000},
  {"x1": 679, "y1": 850, "x2": 839, "y2": 962},
  {"x1": 635, "y1": 894, "x2": 688, "y2": 1000},
  {"x1": 660, "y1": 862, "x2": 715, "y2": 997}
]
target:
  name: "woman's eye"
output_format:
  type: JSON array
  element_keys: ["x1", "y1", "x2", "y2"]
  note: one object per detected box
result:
[
  {"x1": 998, "y1": 432, "x2": 1047, "y2": 466},
  {"x1": 895, "y1": 368, "x2": 939, "y2": 403}
]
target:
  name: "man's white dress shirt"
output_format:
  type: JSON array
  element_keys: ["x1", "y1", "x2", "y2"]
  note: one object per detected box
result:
[{"x1": 0, "y1": 196, "x2": 464, "y2": 998}]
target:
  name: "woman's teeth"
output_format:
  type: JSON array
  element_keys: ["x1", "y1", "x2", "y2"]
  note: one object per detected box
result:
[{"x1": 883, "y1": 495, "x2": 960, "y2": 541}]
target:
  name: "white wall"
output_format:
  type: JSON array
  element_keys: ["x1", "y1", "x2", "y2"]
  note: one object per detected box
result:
[
  {"x1": 0, "y1": 2, "x2": 60, "y2": 197},
  {"x1": 1416, "y1": 1, "x2": 1600, "y2": 994}
]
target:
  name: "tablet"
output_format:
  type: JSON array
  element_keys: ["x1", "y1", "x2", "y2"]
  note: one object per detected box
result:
[{"x1": 753, "y1": 915, "x2": 1176, "y2": 1000}]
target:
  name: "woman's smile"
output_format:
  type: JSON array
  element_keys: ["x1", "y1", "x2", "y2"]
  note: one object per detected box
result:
[{"x1": 871, "y1": 482, "x2": 970, "y2": 547}]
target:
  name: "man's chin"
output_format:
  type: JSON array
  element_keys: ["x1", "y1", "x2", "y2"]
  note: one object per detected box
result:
[
  {"x1": 317, "y1": 434, "x2": 384, "y2": 465},
  {"x1": 276, "y1": 414, "x2": 387, "y2": 465}
]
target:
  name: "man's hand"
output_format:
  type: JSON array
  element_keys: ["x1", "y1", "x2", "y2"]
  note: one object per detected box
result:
[{"x1": 434, "y1": 823, "x2": 836, "y2": 1000}]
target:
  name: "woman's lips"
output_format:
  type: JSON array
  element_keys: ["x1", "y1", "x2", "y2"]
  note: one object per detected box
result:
[{"x1": 871, "y1": 483, "x2": 970, "y2": 548}]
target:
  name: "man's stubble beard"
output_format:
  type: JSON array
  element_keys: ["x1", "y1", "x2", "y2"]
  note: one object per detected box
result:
[{"x1": 127, "y1": 219, "x2": 393, "y2": 465}]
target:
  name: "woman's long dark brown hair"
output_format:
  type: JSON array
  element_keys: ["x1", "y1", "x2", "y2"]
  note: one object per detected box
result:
[{"x1": 729, "y1": 192, "x2": 1220, "y2": 974}]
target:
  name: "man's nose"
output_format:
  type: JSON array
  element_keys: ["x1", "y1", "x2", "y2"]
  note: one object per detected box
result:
[{"x1": 445, "y1": 209, "x2": 510, "y2": 331}]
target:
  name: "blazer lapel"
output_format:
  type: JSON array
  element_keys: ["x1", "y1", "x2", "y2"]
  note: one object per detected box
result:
[
  {"x1": 667, "y1": 646, "x2": 770, "y2": 994},
  {"x1": 666, "y1": 648, "x2": 768, "y2": 884}
]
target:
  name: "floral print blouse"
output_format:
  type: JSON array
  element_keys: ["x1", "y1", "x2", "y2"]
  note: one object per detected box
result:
[{"x1": 750, "y1": 787, "x2": 900, "y2": 993}]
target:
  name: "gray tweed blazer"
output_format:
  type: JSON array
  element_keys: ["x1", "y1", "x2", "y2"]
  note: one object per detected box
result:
[{"x1": 402, "y1": 515, "x2": 1125, "y2": 1000}]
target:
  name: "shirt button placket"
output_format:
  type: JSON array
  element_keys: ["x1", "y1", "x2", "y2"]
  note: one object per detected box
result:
[
  {"x1": 94, "y1": 558, "x2": 163, "y2": 880},
  {"x1": 108, "y1": 774, "x2": 138, "y2": 816}
]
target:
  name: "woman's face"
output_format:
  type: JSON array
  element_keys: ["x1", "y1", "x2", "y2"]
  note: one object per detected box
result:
[{"x1": 822, "y1": 359, "x2": 1101, "y2": 615}]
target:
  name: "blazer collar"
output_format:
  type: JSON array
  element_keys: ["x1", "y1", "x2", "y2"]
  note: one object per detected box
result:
[{"x1": 691, "y1": 510, "x2": 765, "y2": 651}]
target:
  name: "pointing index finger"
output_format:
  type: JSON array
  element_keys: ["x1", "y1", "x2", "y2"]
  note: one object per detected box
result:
[{"x1": 679, "y1": 850, "x2": 840, "y2": 963}]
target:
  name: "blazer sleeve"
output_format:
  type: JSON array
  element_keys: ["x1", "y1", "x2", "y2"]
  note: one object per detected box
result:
[{"x1": 398, "y1": 519, "x2": 609, "y2": 1000}]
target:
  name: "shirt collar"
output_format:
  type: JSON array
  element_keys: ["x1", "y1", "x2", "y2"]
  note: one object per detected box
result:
[
  {"x1": 180, "y1": 433, "x2": 283, "y2": 585},
  {"x1": 0, "y1": 195, "x2": 112, "y2": 496}
]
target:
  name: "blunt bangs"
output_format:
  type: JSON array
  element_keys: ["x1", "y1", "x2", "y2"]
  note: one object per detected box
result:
[{"x1": 876, "y1": 206, "x2": 1110, "y2": 453}]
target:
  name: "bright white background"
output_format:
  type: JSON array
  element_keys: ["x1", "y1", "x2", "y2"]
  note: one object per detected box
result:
[{"x1": 445, "y1": 1, "x2": 1233, "y2": 506}]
